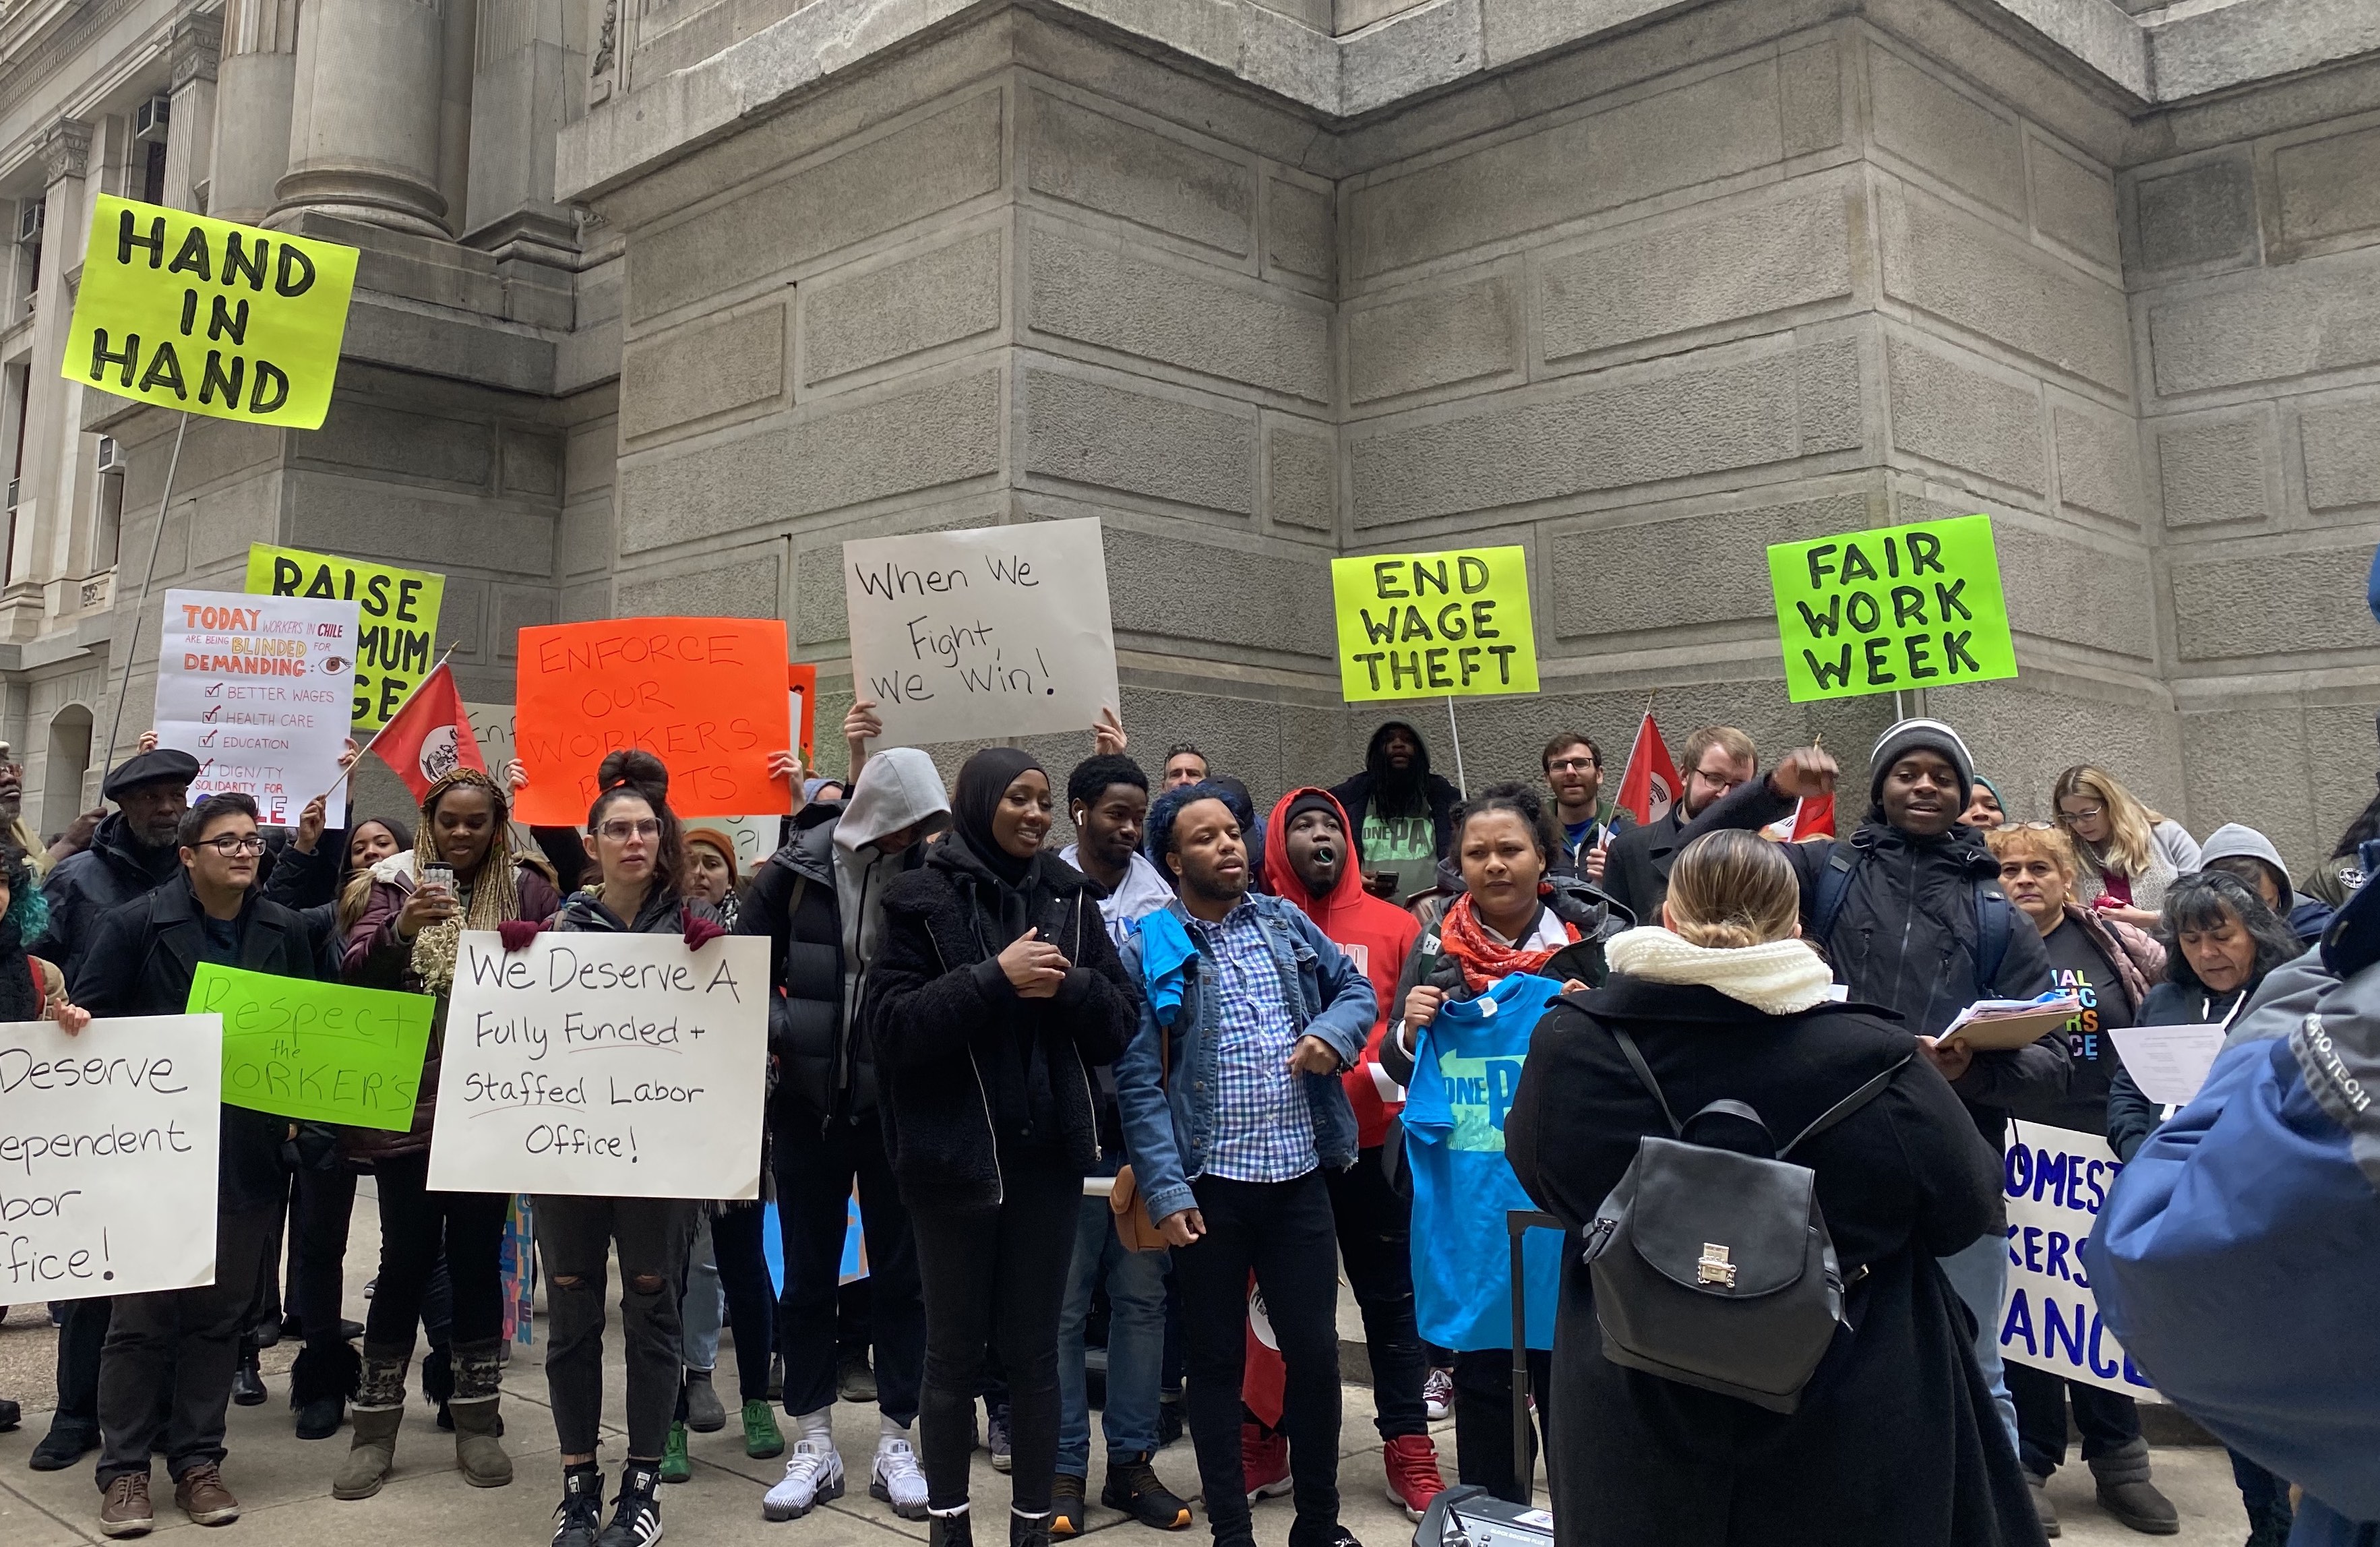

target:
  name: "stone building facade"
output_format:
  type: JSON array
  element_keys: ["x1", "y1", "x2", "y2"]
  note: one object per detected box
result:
[{"x1": 4, "y1": 0, "x2": 2379, "y2": 868}]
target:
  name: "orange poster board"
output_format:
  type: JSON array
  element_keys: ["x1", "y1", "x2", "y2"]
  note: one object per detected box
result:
[{"x1": 512, "y1": 618, "x2": 793, "y2": 825}]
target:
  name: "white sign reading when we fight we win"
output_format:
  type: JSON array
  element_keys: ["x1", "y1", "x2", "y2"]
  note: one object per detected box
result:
[{"x1": 429, "y1": 932, "x2": 766, "y2": 1201}]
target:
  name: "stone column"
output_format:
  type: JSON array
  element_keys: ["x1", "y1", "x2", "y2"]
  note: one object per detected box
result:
[
  {"x1": 464, "y1": 0, "x2": 583, "y2": 256},
  {"x1": 160, "y1": 15, "x2": 220, "y2": 212},
  {"x1": 5, "y1": 121, "x2": 92, "y2": 628},
  {"x1": 206, "y1": 0, "x2": 299, "y2": 224},
  {"x1": 272, "y1": 0, "x2": 450, "y2": 237}
]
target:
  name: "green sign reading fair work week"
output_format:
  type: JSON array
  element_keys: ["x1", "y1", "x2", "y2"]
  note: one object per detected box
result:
[
  {"x1": 1766, "y1": 514, "x2": 2017, "y2": 703},
  {"x1": 188, "y1": 963, "x2": 435, "y2": 1132}
]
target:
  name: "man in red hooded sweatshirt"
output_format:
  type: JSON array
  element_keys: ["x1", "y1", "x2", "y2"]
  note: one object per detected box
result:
[{"x1": 1247, "y1": 788, "x2": 1445, "y2": 1521}]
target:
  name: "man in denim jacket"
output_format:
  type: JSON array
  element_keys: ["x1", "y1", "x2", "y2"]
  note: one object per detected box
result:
[{"x1": 1116, "y1": 783, "x2": 1377, "y2": 1547}]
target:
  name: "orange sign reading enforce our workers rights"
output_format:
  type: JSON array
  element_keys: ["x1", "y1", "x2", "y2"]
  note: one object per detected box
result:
[{"x1": 511, "y1": 618, "x2": 793, "y2": 826}]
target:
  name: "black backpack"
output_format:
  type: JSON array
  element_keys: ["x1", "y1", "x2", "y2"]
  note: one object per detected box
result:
[{"x1": 1580, "y1": 1021, "x2": 1910, "y2": 1414}]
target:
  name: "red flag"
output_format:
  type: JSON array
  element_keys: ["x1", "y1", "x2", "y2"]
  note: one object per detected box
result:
[
  {"x1": 1790, "y1": 793, "x2": 1836, "y2": 841},
  {"x1": 1612, "y1": 712, "x2": 1680, "y2": 826},
  {"x1": 368, "y1": 664, "x2": 485, "y2": 803}
]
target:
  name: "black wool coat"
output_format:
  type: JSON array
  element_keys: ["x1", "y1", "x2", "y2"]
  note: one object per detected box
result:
[
  {"x1": 1505, "y1": 974, "x2": 2042, "y2": 1547},
  {"x1": 865, "y1": 840, "x2": 1138, "y2": 1208}
]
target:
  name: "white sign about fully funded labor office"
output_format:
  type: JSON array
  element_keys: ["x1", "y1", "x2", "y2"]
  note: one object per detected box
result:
[
  {"x1": 843, "y1": 518, "x2": 1120, "y2": 746},
  {"x1": 0, "y1": 1015, "x2": 223, "y2": 1300},
  {"x1": 429, "y1": 932, "x2": 766, "y2": 1201}
]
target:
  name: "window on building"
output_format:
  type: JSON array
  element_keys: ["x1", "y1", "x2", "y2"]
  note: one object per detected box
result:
[
  {"x1": 142, "y1": 140, "x2": 167, "y2": 206},
  {"x1": 13, "y1": 200, "x2": 39, "y2": 320},
  {"x1": 93, "y1": 439, "x2": 125, "y2": 572}
]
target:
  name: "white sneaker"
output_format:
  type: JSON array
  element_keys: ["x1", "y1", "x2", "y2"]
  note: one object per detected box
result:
[
  {"x1": 763, "y1": 1438, "x2": 845, "y2": 1521},
  {"x1": 870, "y1": 1433, "x2": 929, "y2": 1521},
  {"x1": 1422, "y1": 1367, "x2": 1453, "y2": 1423}
]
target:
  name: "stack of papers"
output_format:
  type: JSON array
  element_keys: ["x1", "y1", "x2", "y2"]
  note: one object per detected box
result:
[{"x1": 1939, "y1": 992, "x2": 2083, "y2": 1050}]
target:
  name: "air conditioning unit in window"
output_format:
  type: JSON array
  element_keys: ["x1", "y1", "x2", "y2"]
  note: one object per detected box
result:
[
  {"x1": 16, "y1": 202, "x2": 41, "y2": 244},
  {"x1": 95, "y1": 436, "x2": 123, "y2": 473},
  {"x1": 4, "y1": 479, "x2": 18, "y2": 512},
  {"x1": 133, "y1": 96, "x2": 171, "y2": 143}
]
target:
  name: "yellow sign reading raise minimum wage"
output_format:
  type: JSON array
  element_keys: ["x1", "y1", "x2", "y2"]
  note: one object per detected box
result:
[
  {"x1": 1331, "y1": 546, "x2": 1539, "y2": 702},
  {"x1": 63, "y1": 194, "x2": 359, "y2": 430}
]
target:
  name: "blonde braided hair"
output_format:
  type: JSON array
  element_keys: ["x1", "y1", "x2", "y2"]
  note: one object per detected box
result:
[{"x1": 409, "y1": 768, "x2": 524, "y2": 996}]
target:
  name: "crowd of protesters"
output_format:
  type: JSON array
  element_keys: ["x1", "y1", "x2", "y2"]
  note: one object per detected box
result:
[{"x1": 4, "y1": 690, "x2": 2375, "y2": 1547}]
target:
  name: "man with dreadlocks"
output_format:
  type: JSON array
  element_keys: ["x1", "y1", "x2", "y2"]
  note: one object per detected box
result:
[
  {"x1": 334, "y1": 766, "x2": 563, "y2": 1502},
  {"x1": 1328, "y1": 723, "x2": 1463, "y2": 900}
]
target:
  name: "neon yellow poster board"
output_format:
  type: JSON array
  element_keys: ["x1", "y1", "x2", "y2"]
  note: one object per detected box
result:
[
  {"x1": 189, "y1": 963, "x2": 435, "y2": 1132},
  {"x1": 1331, "y1": 546, "x2": 1539, "y2": 702},
  {"x1": 1767, "y1": 514, "x2": 2017, "y2": 702},
  {"x1": 63, "y1": 194, "x2": 358, "y2": 430},
  {"x1": 245, "y1": 545, "x2": 445, "y2": 729}
]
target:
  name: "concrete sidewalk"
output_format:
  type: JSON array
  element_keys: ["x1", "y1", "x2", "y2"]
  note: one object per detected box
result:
[{"x1": 0, "y1": 1188, "x2": 2253, "y2": 1547}]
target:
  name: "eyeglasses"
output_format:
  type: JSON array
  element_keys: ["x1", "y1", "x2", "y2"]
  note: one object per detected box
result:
[
  {"x1": 595, "y1": 818, "x2": 661, "y2": 841},
  {"x1": 2057, "y1": 804, "x2": 2106, "y2": 822},
  {"x1": 198, "y1": 835, "x2": 267, "y2": 857},
  {"x1": 2011, "y1": 820, "x2": 2059, "y2": 831},
  {"x1": 1546, "y1": 758, "x2": 1599, "y2": 772}
]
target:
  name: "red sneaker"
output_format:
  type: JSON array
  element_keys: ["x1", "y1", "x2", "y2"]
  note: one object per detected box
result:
[
  {"x1": 1383, "y1": 1434, "x2": 1445, "y2": 1522},
  {"x1": 1242, "y1": 1420, "x2": 1291, "y2": 1505}
]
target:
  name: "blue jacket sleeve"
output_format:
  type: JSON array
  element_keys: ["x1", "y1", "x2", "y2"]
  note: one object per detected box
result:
[
  {"x1": 1289, "y1": 906, "x2": 1376, "y2": 1066},
  {"x1": 1111, "y1": 936, "x2": 1195, "y2": 1223}
]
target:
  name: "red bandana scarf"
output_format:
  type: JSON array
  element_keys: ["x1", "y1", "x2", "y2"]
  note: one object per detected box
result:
[{"x1": 1437, "y1": 888, "x2": 1581, "y2": 993}]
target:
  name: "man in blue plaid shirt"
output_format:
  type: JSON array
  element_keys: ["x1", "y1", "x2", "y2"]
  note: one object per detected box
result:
[{"x1": 1115, "y1": 783, "x2": 1378, "y2": 1547}]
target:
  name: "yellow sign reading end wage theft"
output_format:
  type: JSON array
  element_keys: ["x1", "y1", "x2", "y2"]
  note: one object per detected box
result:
[
  {"x1": 1766, "y1": 513, "x2": 2019, "y2": 702},
  {"x1": 1331, "y1": 546, "x2": 1539, "y2": 702},
  {"x1": 63, "y1": 194, "x2": 359, "y2": 430}
]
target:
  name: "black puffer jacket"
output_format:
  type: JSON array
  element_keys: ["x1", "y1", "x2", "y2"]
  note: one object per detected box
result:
[
  {"x1": 866, "y1": 837, "x2": 1139, "y2": 1207},
  {"x1": 1783, "y1": 817, "x2": 2061, "y2": 1149},
  {"x1": 34, "y1": 811, "x2": 183, "y2": 980},
  {"x1": 553, "y1": 883, "x2": 715, "y2": 936}
]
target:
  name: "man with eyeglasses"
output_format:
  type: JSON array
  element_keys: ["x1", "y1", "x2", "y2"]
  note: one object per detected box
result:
[
  {"x1": 73, "y1": 791, "x2": 334, "y2": 1538},
  {"x1": 1540, "y1": 733, "x2": 1626, "y2": 882}
]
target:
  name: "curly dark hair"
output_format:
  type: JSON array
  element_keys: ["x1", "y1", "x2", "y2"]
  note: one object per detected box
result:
[{"x1": 1449, "y1": 781, "x2": 1558, "y2": 865}]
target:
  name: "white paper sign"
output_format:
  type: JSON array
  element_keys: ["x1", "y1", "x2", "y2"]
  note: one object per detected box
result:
[
  {"x1": 158, "y1": 589, "x2": 360, "y2": 826},
  {"x1": 0, "y1": 1015, "x2": 222, "y2": 1300},
  {"x1": 462, "y1": 700, "x2": 517, "y2": 770},
  {"x1": 1998, "y1": 1120, "x2": 2161, "y2": 1402},
  {"x1": 429, "y1": 931, "x2": 767, "y2": 1200},
  {"x1": 843, "y1": 518, "x2": 1120, "y2": 746},
  {"x1": 2108, "y1": 1023, "x2": 2228, "y2": 1107}
]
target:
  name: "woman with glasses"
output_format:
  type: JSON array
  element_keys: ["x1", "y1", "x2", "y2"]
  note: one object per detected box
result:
[
  {"x1": 336, "y1": 767, "x2": 561, "y2": 1499},
  {"x1": 2049, "y1": 766, "x2": 2201, "y2": 931},
  {"x1": 541, "y1": 781, "x2": 729, "y2": 1547}
]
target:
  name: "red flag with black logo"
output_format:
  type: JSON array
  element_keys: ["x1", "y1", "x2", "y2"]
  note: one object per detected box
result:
[
  {"x1": 1612, "y1": 712, "x2": 1680, "y2": 826},
  {"x1": 1790, "y1": 793, "x2": 1836, "y2": 841},
  {"x1": 368, "y1": 663, "x2": 485, "y2": 803}
]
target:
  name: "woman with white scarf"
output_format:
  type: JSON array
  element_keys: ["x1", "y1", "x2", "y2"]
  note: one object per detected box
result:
[
  {"x1": 335, "y1": 768, "x2": 563, "y2": 1500},
  {"x1": 1506, "y1": 830, "x2": 2034, "y2": 1547}
]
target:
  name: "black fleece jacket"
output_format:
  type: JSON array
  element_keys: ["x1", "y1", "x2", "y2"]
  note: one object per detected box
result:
[{"x1": 865, "y1": 839, "x2": 1139, "y2": 1207}]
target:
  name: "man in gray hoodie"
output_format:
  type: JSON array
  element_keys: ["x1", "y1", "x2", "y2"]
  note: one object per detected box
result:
[
  {"x1": 739, "y1": 747, "x2": 951, "y2": 1526},
  {"x1": 2197, "y1": 822, "x2": 2335, "y2": 946}
]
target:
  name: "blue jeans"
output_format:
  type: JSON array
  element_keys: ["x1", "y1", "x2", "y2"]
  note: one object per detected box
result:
[
  {"x1": 1056, "y1": 1191, "x2": 1168, "y2": 1475},
  {"x1": 681, "y1": 1215, "x2": 723, "y2": 1372},
  {"x1": 1939, "y1": 1234, "x2": 2021, "y2": 1457}
]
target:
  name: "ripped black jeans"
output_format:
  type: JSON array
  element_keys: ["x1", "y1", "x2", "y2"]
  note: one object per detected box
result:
[{"x1": 533, "y1": 1195, "x2": 698, "y2": 1459}]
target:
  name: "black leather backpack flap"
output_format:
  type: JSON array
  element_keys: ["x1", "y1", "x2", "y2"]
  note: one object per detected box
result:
[{"x1": 1626, "y1": 1136, "x2": 1821, "y2": 1298}]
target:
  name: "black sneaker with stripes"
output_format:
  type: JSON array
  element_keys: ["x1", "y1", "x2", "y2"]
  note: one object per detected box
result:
[
  {"x1": 553, "y1": 1467, "x2": 603, "y2": 1547},
  {"x1": 595, "y1": 1463, "x2": 663, "y2": 1547}
]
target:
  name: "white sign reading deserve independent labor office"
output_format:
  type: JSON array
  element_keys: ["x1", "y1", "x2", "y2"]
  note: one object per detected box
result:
[
  {"x1": 0, "y1": 1015, "x2": 224, "y2": 1300},
  {"x1": 428, "y1": 932, "x2": 767, "y2": 1201},
  {"x1": 156, "y1": 588, "x2": 359, "y2": 826},
  {"x1": 842, "y1": 518, "x2": 1120, "y2": 747},
  {"x1": 1998, "y1": 1120, "x2": 2162, "y2": 1402}
]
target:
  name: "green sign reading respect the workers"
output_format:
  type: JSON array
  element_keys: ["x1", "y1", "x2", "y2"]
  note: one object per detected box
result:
[
  {"x1": 1766, "y1": 513, "x2": 2017, "y2": 703},
  {"x1": 188, "y1": 963, "x2": 435, "y2": 1132}
]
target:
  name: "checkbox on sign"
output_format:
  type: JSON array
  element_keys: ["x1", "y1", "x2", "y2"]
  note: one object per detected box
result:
[{"x1": 205, "y1": 683, "x2": 223, "y2": 699}]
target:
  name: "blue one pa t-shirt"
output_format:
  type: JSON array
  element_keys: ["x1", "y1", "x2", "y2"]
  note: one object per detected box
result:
[{"x1": 1403, "y1": 972, "x2": 1566, "y2": 1352}]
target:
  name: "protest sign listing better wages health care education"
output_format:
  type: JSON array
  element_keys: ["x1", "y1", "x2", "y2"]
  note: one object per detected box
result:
[
  {"x1": 0, "y1": 1015, "x2": 224, "y2": 1299},
  {"x1": 1767, "y1": 514, "x2": 2018, "y2": 703},
  {"x1": 1999, "y1": 1120, "x2": 2160, "y2": 1402},
  {"x1": 64, "y1": 194, "x2": 359, "y2": 430},
  {"x1": 843, "y1": 518, "x2": 1120, "y2": 747},
  {"x1": 157, "y1": 588, "x2": 359, "y2": 826},
  {"x1": 1331, "y1": 546, "x2": 1539, "y2": 702},
  {"x1": 510, "y1": 619, "x2": 793, "y2": 826},
  {"x1": 429, "y1": 932, "x2": 768, "y2": 1201},
  {"x1": 190, "y1": 963, "x2": 435, "y2": 1132},
  {"x1": 246, "y1": 545, "x2": 445, "y2": 731}
]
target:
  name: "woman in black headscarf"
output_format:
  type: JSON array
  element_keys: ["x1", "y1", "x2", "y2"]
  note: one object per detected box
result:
[{"x1": 867, "y1": 748, "x2": 1140, "y2": 1547}]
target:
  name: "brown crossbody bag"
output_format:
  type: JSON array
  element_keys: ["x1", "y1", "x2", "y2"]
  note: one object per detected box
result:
[{"x1": 1109, "y1": 1022, "x2": 1171, "y2": 1252}]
